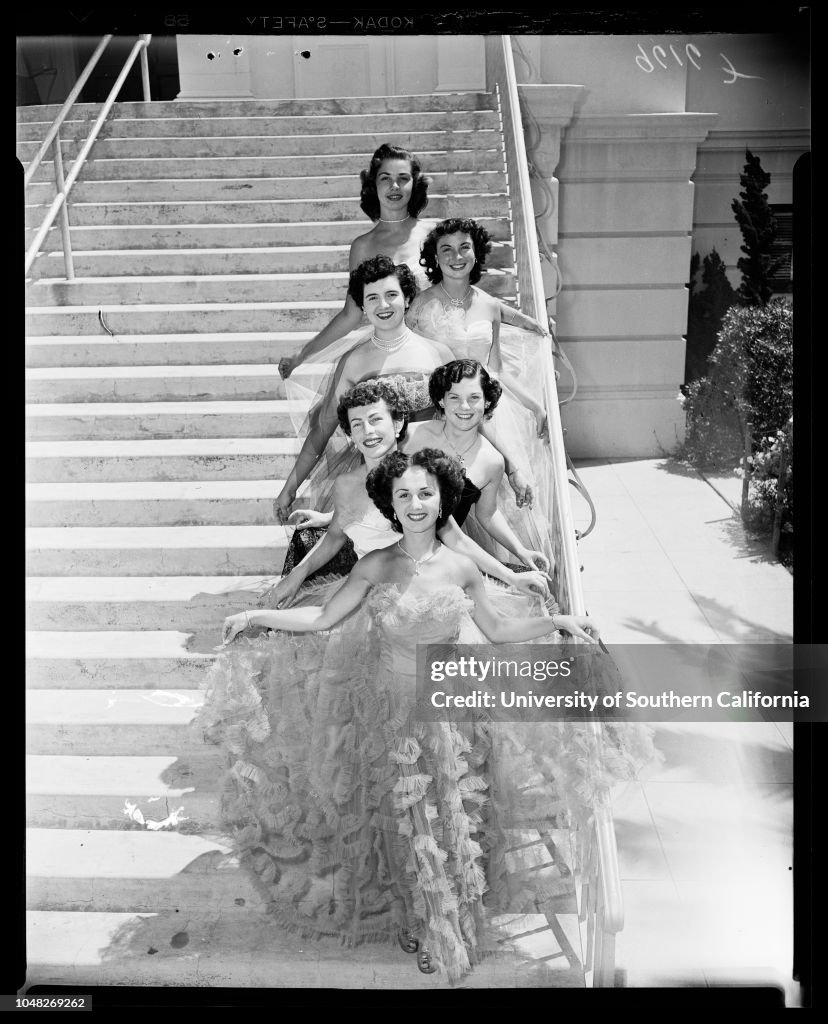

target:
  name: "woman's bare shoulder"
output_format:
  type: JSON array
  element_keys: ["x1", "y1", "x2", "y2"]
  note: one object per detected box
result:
[{"x1": 350, "y1": 228, "x2": 379, "y2": 265}]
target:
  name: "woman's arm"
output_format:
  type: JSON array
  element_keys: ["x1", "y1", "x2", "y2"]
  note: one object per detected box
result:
[
  {"x1": 273, "y1": 354, "x2": 358, "y2": 522},
  {"x1": 473, "y1": 463, "x2": 550, "y2": 573},
  {"x1": 222, "y1": 561, "x2": 374, "y2": 642},
  {"x1": 269, "y1": 501, "x2": 350, "y2": 608},
  {"x1": 460, "y1": 561, "x2": 598, "y2": 644},
  {"x1": 279, "y1": 295, "x2": 365, "y2": 379},
  {"x1": 499, "y1": 300, "x2": 548, "y2": 335},
  {"x1": 437, "y1": 515, "x2": 549, "y2": 598},
  {"x1": 477, "y1": 419, "x2": 534, "y2": 508}
]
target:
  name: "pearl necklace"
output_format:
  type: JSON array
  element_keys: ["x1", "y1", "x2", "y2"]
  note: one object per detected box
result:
[
  {"x1": 440, "y1": 423, "x2": 478, "y2": 468},
  {"x1": 378, "y1": 214, "x2": 411, "y2": 224},
  {"x1": 397, "y1": 539, "x2": 440, "y2": 575},
  {"x1": 439, "y1": 282, "x2": 472, "y2": 311},
  {"x1": 370, "y1": 326, "x2": 409, "y2": 352}
]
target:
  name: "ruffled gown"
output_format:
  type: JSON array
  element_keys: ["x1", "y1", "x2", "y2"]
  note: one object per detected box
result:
[{"x1": 199, "y1": 515, "x2": 656, "y2": 983}]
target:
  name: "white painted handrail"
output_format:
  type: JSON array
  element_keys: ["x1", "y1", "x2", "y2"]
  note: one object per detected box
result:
[
  {"x1": 485, "y1": 34, "x2": 625, "y2": 984},
  {"x1": 24, "y1": 34, "x2": 152, "y2": 277}
]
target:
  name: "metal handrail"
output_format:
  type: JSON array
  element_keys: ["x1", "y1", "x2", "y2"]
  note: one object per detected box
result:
[
  {"x1": 24, "y1": 34, "x2": 152, "y2": 277},
  {"x1": 22, "y1": 35, "x2": 113, "y2": 189},
  {"x1": 485, "y1": 34, "x2": 625, "y2": 983}
]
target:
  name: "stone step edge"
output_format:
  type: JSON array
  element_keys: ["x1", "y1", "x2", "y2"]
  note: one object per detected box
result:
[
  {"x1": 27, "y1": 301, "x2": 342, "y2": 313},
  {"x1": 26, "y1": 575, "x2": 277, "y2": 601},
  {"x1": 25, "y1": 753, "x2": 222, "y2": 796},
  {"x1": 26, "y1": 480, "x2": 288, "y2": 497},
  {"x1": 30, "y1": 268, "x2": 510, "y2": 287},
  {"x1": 25, "y1": 437, "x2": 300, "y2": 454},
  {"x1": 26, "y1": 399, "x2": 307, "y2": 415}
]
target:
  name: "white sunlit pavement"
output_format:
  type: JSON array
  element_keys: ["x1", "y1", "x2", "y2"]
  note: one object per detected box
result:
[{"x1": 570, "y1": 457, "x2": 796, "y2": 1001}]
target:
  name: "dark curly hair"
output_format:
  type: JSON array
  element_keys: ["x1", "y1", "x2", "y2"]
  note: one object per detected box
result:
[
  {"x1": 336, "y1": 378, "x2": 411, "y2": 445},
  {"x1": 429, "y1": 359, "x2": 502, "y2": 420},
  {"x1": 347, "y1": 254, "x2": 418, "y2": 308},
  {"x1": 419, "y1": 218, "x2": 492, "y2": 285},
  {"x1": 359, "y1": 144, "x2": 430, "y2": 221},
  {"x1": 366, "y1": 448, "x2": 464, "y2": 534}
]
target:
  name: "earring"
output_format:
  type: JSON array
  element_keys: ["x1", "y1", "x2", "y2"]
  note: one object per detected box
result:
[{"x1": 438, "y1": 504, "x2": 443, "y2": 517}]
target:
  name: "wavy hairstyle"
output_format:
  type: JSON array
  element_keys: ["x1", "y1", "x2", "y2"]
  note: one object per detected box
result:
[
  {"x1": 366, "y1": 448, "x2": 464, "y2": 534},
  {"x1": 419, "y1": 218, "x2": 493, "y2": 285},
  {"x1": 336, "y1": 378, "x2": 411, "y2": 444},
  {"x1": 359, "y1": 144, "x2": 430, "y2": 220},
  {"x1": 429, "y1": 358, "x2": 502, "y2": 420},
  {"x1": 347, "y1": 254, "x2": 418, "y2": 308}
]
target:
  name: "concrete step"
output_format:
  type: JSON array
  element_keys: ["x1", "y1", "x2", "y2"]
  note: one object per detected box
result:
[
  {"x1": 26, "y1": 399, "x2": 307, "y2": 441},
  {"x1": 27, "y1": 170, "x2": 507, "y2": 205},
  {"x1": 32, "y1": 241, "x2": 515, "y2": 281},
  {"x1": 24, "y1": 331, "x2": 320, "y2": 368},
  {"x1": 26, "y1": 216, "x2": 512, "y2": 251},
  {"x1": 29, "y1": 268, "x2": 514, "y2": 308},
  {"x1": 26, "y1": 480, "x2": 285, "y2": 527},
  {"x1": 25, "y1": 149, "x2": 504, "y2": 184},
  {"x1": 25, "y1": 365, "x2": 330, "y2": 405},
  {"x1": 26, "y1": 576, "x2": 276, "y2": 631},
  {"x1": 17, "y1": 93, "x2": 494, "y2": 123},
  {"x1": 26, "y1": 525, "x2": 289, "y2": 576},
  {"x1": 25, "y1": 438, "x2": 301, "y2": 483},
  {"x1": 25, "y1": 193, "x2": 507, "y2": 229},
  {"x1": 17, "y1": 110, "x2": 500, "y2": 144},
  {"x1": 19, "y1": 128, "x2": 499, "y2": 162},
  {"x1": 26, "y1": 301, "x2": 357, "y2": 336},
  {"x1": 25, "y1": 909, "x2": 581, "y2": 989},
  {"x1": 26, "y1": 689, "x2": 205, "y2": 754},
  {"x1": 26, "y1": 755, "x2": 223, "y2": 830},
  {"x1": 26, "y1": 629, "x2": 214, "y2": 688},
  {"x1": 26, "y1": 828, "x2": 260, "y2": 914},
  {"x1": 26, "y1": 754, "x2": 223, "y2": 829}
]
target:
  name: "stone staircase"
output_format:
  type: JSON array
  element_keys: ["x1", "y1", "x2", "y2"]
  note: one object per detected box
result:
[{"x1": 22, "y1": 93, "x2": 585, "y2": 989}]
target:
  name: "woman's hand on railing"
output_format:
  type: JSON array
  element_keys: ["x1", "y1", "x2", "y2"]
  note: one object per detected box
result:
[
  {"x1": 512, "y1": 570, "x2": 550, "y2": 600},
  {"x1": 520, "y1": 548, "x2": 550, "y2": 575},
  {"x1": 552, "y1": 614, "x2": 600, "y2": 644},
  {"x1": 507, "y1": 468, "x2": 534, "y2": 509}
]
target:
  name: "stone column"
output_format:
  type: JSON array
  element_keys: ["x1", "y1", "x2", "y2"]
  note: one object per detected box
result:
[
  {"x1": 553, "y1": 113, "x2": 719, "y2": 457},
  {"x1": 175, "y1": 36, "x2": 254, "y2": 100},
  {"x1": 517, "y1": 85, "x2": 583, "y2": 319}
]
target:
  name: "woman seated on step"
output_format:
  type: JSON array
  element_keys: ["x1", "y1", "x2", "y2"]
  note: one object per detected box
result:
[
  {"x1": 203, "y1": 445, "x2": 606, "y2": 982},
  {"x1": 276, "y1": 142, "x2": 435, "y2": 383},
  {"x1": 267, "y1": 376, "x2": 549, "y2": 610},
  {"x1": 286, "y1": 359, "x2": 550, "y2": 590}
]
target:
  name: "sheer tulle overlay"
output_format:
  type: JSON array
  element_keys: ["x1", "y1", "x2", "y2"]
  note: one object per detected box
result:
[{"x1": 198, "y1": 582, "x2": 656, "y2": 982}]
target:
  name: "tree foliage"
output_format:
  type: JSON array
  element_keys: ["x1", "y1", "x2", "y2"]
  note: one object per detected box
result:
[{"x1": 731, "y1": 149, "x2": 784, "y2": 306}]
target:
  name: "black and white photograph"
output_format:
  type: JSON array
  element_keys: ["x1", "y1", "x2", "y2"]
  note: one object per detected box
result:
[{"x1": 18, "y1": 8, "x2": 812, "y2": 1009}]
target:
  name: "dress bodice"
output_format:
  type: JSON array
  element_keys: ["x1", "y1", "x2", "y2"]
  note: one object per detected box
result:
[
  {"x1": 339, "y1": 504, "x2": 398, "y2": 559},
  {"x1": 422, "y1": 304, "x2": 495, "y2": 364},
  {"x1": 368, "y1": 583, "x2": 474, "y2": 684}
]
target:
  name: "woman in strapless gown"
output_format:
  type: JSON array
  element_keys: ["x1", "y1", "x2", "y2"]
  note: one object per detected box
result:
[
  {"x1": 201, "y1": 449, "x2": 651, "y2": 983},
  {"x1": 406, "y1": 218, "x2": 557, "y2": 562}
]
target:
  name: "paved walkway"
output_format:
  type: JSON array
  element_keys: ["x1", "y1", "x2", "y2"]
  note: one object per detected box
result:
[{"x1": 571, "y1": 458, "x2": 795, "y2": 1001}]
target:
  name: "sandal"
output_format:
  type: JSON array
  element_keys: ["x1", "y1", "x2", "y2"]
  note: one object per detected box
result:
[
  {"x1": 397, "y1": 928, "x2": 419, "y2": 954},
  {"x1": 417, "y1": 948, "x2": 437, "y2": 975}
]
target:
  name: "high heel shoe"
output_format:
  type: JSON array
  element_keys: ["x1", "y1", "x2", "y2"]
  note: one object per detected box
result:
[
  {"x1": 417, "y1": 948, "x2": 436, "y2": 974},
  {"x1": 397, "y1": 928, "x2": 419, "y2": 954}
]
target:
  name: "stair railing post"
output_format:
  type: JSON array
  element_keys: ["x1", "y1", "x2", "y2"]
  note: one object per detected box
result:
[
  {"x1": 51, "y1": 128, "x2": 74, "y2": 281},
  {"x1": 139, "y1": 34, "x2": 152, "y2": 101}
]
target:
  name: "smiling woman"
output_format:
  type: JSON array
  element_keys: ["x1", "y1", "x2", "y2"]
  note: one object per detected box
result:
[{"x1": 200, "y1": 443, "x2": 608, "y2": 982}]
